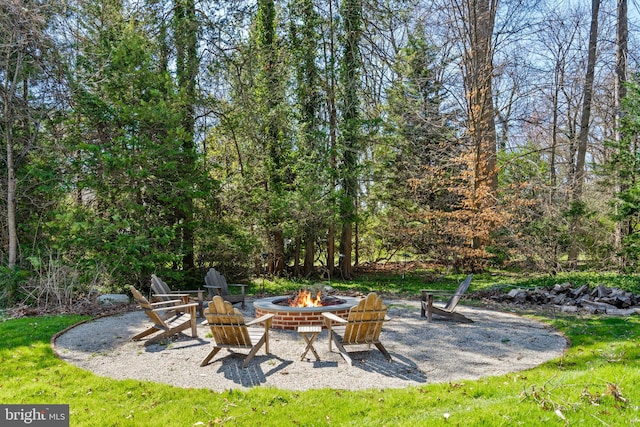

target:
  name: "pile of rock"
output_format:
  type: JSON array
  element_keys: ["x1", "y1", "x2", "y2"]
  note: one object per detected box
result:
[{"x1": 482, "y1": 282, "x2": 640, "y2": 316}]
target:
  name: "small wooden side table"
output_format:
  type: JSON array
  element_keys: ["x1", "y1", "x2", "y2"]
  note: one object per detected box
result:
[{"x1": 297, "y1": 325, "x2": 322, "y2": 361}]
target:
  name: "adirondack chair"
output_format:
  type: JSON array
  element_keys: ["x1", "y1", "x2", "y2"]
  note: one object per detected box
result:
[
  {"x1": 322, "y1": 292, "x2": 391, "y2": 366},
  {"x1": 200, "y1": 296, "x2": 274, "y2": 368},
  {"x1": 129, "y1": 285, "x2": 199, "y2": 346},
  {"x1": 420, "y1": 274, "x2": 474, "y2": 323},
  {"x1": 204, "y1": 268, "x2": 247, "y2": 308},
  {"x1": 150, "y1": 274, "x2": 206, "y2": 318}
]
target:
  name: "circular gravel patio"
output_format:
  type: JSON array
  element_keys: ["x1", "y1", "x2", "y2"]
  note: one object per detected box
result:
[{"x1": 52, "y1": 298, "x2": 568, "y2": 391}]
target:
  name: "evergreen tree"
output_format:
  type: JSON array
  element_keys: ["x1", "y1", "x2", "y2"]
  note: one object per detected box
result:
[
  {"x1": 288, "y1": 0, "x2": 330, "y2": 276},
  {"x1": 253, "y1": 0, "x2": 291, "y2": 275},
  {"x1": 173, "y1": 0, "x2": 200, "y2": 276},
  {"x1": 53, "y1": 2, "x2": 209, "y2": 287},
  {"x1": 607, "y1": 80, "x2": 640, "y2": 268},
  {"x1": 338, "y1": 0, "x2": 363, "y2": 279},
  {"x1": 374, "y1": 28, "x2": 455, "y2": 256}
]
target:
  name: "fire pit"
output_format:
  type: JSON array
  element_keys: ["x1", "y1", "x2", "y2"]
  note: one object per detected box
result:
[{"x1": 253, "y1": 291, "x2": 360, "y2": 330}]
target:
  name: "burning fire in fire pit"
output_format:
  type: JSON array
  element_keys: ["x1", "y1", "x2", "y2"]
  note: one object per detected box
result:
[
  {"x1": 288, "y1": 289, "x2": 323, "y2": 307},
  {"x1": 254, "y1": 294, "x2": 359, "y2": 329}
]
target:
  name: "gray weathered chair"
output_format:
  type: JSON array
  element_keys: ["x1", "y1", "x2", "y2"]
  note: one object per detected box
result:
[
  {"x1": 204, "y1": 268, "x2": 247, "y2": 308},
  {"x1": 420, "y1": 274, "x2": 473, "y2": 323},
  {"x1": 151, "y1": 274, "x2": 205, "y2": 318},
  {"x1": 322, "y1": 292, "x2": 391, "y2": 366},
  {"x1": 129, "y1": 285, "x2": 199, "y2": 346},
  {"x1": 201, "y1": 296, "x2": 274, "y2": 368}
]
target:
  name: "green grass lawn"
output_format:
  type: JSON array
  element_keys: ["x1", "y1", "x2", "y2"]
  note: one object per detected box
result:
[
  {"x1": 2, "y1": 272, "x2": 639, "y2": 426},
  {"x1": 253, "y1": 270, "x2": 640, "y2": 299}
]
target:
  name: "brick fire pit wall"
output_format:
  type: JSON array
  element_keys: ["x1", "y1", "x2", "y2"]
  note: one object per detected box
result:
[{"x1": 253, "y1": 296, "x2": 360, "y2": 330}]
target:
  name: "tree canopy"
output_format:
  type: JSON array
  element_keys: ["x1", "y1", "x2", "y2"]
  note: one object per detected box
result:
[{"x1": 2, "y1": 0, "x2": 640, "y2": 300}]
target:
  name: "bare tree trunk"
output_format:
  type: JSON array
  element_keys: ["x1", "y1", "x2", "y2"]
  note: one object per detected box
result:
[
  {"x1": 462, "y1": 0, "x2": 498, "y2": 250},
  {"x1": 614, "y1": 0, "x2": 628, "y2": 265},
  {"x1": 327, "y1": 223, "x2": 335, "y2": 278},
  {"x1": 1, "y1": 3, "x2": 27, "y2": 270},
  {"x1": 271, "y1": 229, "x2": 285, "y2": 274},
  {"x1": 303, "y1": 233, "x2": 314, "y2": 276},
  {"x1": 6, "y1": 120, "x2": 18, "y2": 269},
  {"x1": 550, "y1": 64, "x2": 562, "y2": 199},
  {"x1": 615, "y1": 0, "x2": 628, "y2": 139},
  {"x1": 568, "y1": 0, "x2": 600, "y2": 267},
  {"x1": 340, "y1": 222, "x2": 353, "y2": 279},
  {"x1": 293, "y1": 236, "x2": 301, "y2": 276},
  {"x1": 354, "y1": 216, "x2": 359, "y2": 267}
]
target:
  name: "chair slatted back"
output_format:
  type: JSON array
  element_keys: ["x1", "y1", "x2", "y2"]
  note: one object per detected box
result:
[
  {"x1": 130, "y1": 286, "x2": 169, "y2": 331},
  {"x1": 342, "y1": 293, "x2": 387, "y2": 345},
  {"x1": 151, "y1": 274, "x2": 172, "y2": 298},
  {"x1": 205, "y1": 268, "x2": 230, "y2": 296},
  {"x1": 444, "y1": 274, "x2": 473, "y2": 311},
  {"x1": 205, "y1": 296, "x2": 252, "y2": 348}
]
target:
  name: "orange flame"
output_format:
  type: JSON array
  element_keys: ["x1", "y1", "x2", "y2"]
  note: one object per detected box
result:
[{"x1": 289, "y1": 289, "x2": 323, "y2": 307}]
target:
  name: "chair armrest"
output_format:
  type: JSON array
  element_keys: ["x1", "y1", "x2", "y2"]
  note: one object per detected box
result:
[
  {"x1": 152, "y1": 302, "x2": 199, "y2": 313},
  {"x1": 421, "y1": 289, "x2": 456, "y2": 295},
  {"x1": 153, "y1": 293, "x2": 189, "y2": 298},
  {"x1": 149, "y1": 299, "x2": 183, "y2": 307},
  {"x1": 169, "y1": 289, "x2": 204, "y2": 295},
  {"x1": 322, "y1": 312, "x2": 347, "y2": 324},
  {"x1": 247, "y1": 313, "x2": 275, "y2": 326},
  {"x1": 421, "y1": 290, "x2": 467, "y2": 298},
  {"x1": 155, "y1": 291, "x2": 204, "y2": 303},
  {"x1": 228, "y1": 284, "x2": 248, "y2": 295}
]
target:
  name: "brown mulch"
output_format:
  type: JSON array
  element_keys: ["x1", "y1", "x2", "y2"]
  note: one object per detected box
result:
[{"x1": 4, "y1": 300, "x2": 135, "y2": 319}]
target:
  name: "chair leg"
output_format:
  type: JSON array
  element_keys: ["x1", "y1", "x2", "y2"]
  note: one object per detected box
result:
[
  {"x1": 333, "y1": 340, "x2": 353, "y2": 366},
  {"x1": 242, "y1": 335, "x2": 266, "y2": 368},
  {"x1": 326, "y1": 324, "x2": 334, "y2": 352},
  {"x1": 430, "y1": 306, "x2": 474, "y2": 323},
  {"x1": 189, "y1": 306, "x2": 198, "y2": 337},
  {"x1": 374, "y1": 342, "x2": 392, "y2": 362},
  {"x1": 201, "y1": 347, "x2": 222, "y2": 366},
  {"x1": 144, "y1": 320, "x2": 193, "y2": 346},
  {"x1": 131, "y1": 327, "x2": 160, "y2": 341}
]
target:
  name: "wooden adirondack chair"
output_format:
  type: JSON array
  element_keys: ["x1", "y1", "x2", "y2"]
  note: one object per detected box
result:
[
  {"x1": 150, "y1": 274, "x2": 206, "y2": 318},
  {"x1": 201, "y1": 296, "x2": 274, "y2": 368},
  {"x1": 129, "y1": 286, "x2": 199, "y2": 346},
  {"x1": 420, "y1": 274, "x2": 474, "y2": 323},
  {"x1": 322, "y1": 292, "x2": 391, "y2": 366},
  {"x1": 204, "y1": 268, "x2": 247, "y2": 308}
]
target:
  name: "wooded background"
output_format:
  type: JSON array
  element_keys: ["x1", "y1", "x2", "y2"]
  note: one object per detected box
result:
[{"x1": 1, "y1": 0, "x2": 639, "y2": 300}]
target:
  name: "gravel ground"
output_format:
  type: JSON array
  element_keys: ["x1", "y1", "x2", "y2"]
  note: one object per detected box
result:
[{"x1": 52, "y1": 298, "x2": 568, "y2": 392}]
